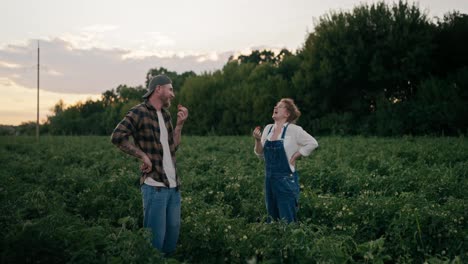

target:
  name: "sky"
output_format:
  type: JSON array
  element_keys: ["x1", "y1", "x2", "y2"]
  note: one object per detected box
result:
[{"x1": 1, "y1": 0, "x2": 466, "y2": 125}]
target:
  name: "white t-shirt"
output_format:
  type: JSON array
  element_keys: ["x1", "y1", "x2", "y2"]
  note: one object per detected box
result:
[
  {"x1": 144, "y1": 111, "x2": 177, "y2": 188},
  {"x1": 254, "y1": 123, "x2": 319, "y2": 172}
]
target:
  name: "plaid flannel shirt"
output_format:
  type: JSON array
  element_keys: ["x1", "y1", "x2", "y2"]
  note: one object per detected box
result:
[{"x1": 111, "y1": 101, "x2": 179, "y2": 187}]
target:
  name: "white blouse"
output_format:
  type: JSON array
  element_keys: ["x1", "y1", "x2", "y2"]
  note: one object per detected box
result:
[{"x1": 254, "y1": 123, "x2": 319, "y2": 172}]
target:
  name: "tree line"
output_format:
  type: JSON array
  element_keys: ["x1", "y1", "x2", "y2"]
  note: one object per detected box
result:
[{"x1": 7, "y1": 1, "x2": 468, "y2": 136}]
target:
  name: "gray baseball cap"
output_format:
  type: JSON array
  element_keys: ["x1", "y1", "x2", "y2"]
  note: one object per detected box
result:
[{"x1": 142, "y1": 74, "x2": 172, "y2": 99}]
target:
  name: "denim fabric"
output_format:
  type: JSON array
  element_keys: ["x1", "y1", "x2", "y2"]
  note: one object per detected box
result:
[
  {"x1": 141, "y1": 184, "x2": 181, "y2": 254},
  {"x1": 264, "y1": 124, "x2": 300, "y2": 223}
]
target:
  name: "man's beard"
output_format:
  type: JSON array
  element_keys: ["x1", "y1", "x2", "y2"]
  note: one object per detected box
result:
[{"x1": 162, "y1": 97, "x2": 171, "y2": 108}]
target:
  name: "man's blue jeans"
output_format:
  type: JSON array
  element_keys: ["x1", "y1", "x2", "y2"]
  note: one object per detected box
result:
[{"x1": 141, "y1": 184, "x2": 181, "y2": 254}]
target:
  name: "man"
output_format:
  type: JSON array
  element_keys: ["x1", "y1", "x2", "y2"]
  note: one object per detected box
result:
[{"x1": 111, "y1": 74, "x2": 188, "y2": 255}]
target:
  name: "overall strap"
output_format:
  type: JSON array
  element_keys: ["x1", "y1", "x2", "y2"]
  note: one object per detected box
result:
[
  {"x1": 267, "y1": 125, "x2": 273, "y2": 135},
  {"x1": 281, "y1": 123, "x2": 289, "y2": 139}
]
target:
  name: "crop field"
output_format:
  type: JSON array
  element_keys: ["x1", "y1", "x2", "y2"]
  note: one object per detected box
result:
[{"x1": 0, "y1": 136, "x2": 467, "y2": 263}]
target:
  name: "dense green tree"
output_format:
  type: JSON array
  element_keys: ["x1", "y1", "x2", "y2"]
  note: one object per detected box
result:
[
  {"x1": 433, "y1": 12, "x2": 468, "y2": 77},
  {"x1": 101, "y1": 90, "x2": 118, "y2": 107},
  {"x1": 115, "y1": 85, "x2": 146, "y2": 102},
  {"x1": 296, "y1": 1, "x2": 434, "y2": 117},
  {"x1": 237, "y1": 49, "x2": 278, "y2": 65}
]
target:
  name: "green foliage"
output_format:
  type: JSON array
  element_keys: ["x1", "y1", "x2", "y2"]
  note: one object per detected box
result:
[
  {"x1": 1, "y1": 136, "x2": 466, "y2": 263},
  {"x1": 433, "y1": 12, "x2": 468, "y2": 76},
  {"x1": 0, "y1": 136, "x2": 164, "y2": 264},
  {"x1": 296, "y1": 1, "x2": 434, "y2": 117},
  {"x1": 0, "y1": 125, "x2": 15, "y2": 136}
]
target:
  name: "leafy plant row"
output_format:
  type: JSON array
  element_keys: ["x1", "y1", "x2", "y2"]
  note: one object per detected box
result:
[{"x1": 0, "y1": 136, "x2": 466, "y2": 263}]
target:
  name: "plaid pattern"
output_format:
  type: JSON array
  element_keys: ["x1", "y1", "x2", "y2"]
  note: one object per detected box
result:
[{"x1": 111, "y1": 101, "x2": 179, "y2": 187}]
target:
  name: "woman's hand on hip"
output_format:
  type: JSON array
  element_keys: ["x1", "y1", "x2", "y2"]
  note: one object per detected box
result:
[{"x1": 290, "y1": 152, "x2": 302, "y2": 166}]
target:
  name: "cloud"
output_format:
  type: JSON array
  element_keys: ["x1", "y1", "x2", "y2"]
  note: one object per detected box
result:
[
  {"x1": 81, "y1": 24, "x2": 119, "y2": 33},
  {"x1": 145, "y1": 31, "x2": 176, "y2": 47},
  {"x1": 0, "y1": 77, "x2": 101, "y2": 125},
  {"x1": 196, "y1": 52, "x2": 220, "y2": 63},
  {"x1": 0, "y1": 35, "x2": 288, "y2": 125},
  {"x1": 0, "y1": 38, "x2": 233, "y2": 95},
  {"x1": 58, "y1": 24, "x2": 120, "y2": 50},
  {"x1": 0, "y1": 61, "x2": 21, "y2": 69}
]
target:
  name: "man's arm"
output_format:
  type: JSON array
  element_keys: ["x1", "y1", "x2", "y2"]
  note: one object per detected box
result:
[
  {"x1": 116, "y1": 141, "x2": 152, "y2": 173},
  {"x1": 115, "y1": 140, "x2": 146, "y2": 159},
  {"x1": 111, "y1": 109, "x2": 152, "y2": 173},
  {"x1": 174, "y1": 104, "x2": 188, "y2": 148}
]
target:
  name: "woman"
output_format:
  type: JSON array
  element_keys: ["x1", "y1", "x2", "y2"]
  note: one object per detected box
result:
[{"x1": 253, "y1": 98, "x2": 318, "y2": 223}]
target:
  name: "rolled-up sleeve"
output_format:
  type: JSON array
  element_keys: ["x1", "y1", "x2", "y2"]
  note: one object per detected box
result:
[
  {"x1": 296, "y1": 127, "x2": 318, "y2": 157},
  {"x1": 254, "y1": 125, "x2": 271, "y2": 158},
  {"x1": 111, "y1": 108, "x2": 139, "y2": 145}
]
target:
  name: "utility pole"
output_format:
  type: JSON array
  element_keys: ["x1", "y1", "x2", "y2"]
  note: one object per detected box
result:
[{"x1": 36, "y1": 40, "x2": 40, "y2": 141}]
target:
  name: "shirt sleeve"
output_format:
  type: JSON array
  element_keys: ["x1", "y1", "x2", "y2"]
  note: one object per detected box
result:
[
  {"x1": 296, "y1": 126, "x2": 318, "y2": 157},
  {"x1": 110, "y1": 107, "x2": 140, "y2": 146}
]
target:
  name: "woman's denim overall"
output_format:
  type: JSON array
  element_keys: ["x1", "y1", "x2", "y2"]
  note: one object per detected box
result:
[{"x1": 264, "y1": 124, "x2": 300, "y2": 223}]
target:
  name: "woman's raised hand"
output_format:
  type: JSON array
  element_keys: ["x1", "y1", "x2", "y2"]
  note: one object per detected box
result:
[{"x1": 253, "y1": 126, "x2": 262, "y2": 140}]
